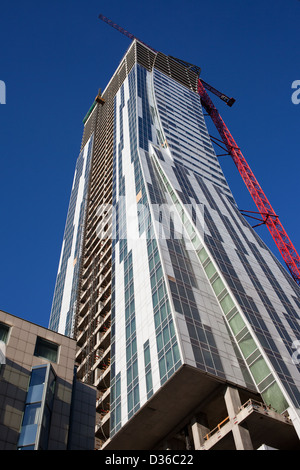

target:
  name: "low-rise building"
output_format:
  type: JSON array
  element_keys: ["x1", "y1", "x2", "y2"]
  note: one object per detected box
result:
[{"x1": 0, "y1": 309, "x2": 96, "y2": 450}]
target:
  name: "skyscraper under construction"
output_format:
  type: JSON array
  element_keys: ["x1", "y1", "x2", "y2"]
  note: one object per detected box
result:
[{"x1": 49, "y1": 36, "x2": 300, "y2": 450}]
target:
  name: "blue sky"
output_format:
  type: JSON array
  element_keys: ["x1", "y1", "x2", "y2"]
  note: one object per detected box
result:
[{"x1": 0, "y1": 0, "x2": 299, "y2": 328}]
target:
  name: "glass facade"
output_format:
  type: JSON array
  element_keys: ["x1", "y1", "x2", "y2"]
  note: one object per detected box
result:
[
  {"x1": 49, "y1": 135, "x2": 94, "y2": 337},
  {"x1": 17, "y1": 364, "x2": 56, "y2": 450},
  {"x1": 149, "y1": 69, "x2": 300, "y2": 412}
]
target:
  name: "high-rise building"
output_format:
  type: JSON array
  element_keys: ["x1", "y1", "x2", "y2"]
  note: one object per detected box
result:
[{"x1": 49, "y1": 39, "x2": 300, "y2": 450}]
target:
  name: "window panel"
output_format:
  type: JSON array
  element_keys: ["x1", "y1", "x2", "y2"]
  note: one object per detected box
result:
[
  {"x1": 166, "y1": 349, "x2": 173, "y2": 372},
  {"x1": 22, "y1": 403, "x2": 41, "y2": 426},
  {"x1": 204, "y1": 261, "x2": 216, "y2": 279},
  {"x1": 146, "y1": 371, "x2": 152, "y2": 392},
  {"x1": 220, "y1": 294, "x2": 235, "y2": 315},
  {"x1": 27, "y1": 367, "x2": 47, "y2": 404},
  {"x1": 159, "y1": 357, "x2": 166, "y2": 378},
  {"x1": 249, "y1": 356, "x2": 271, "y2": 384},
  {"x1": 0, "y1": 322, "x2": 9, "y2": 343},
  {"x1": 261, "y1": 382, "x2": 288, "y2": 413},
  {"x1": 228, "y1": 313, "x2": 246, "y2": 336},
  {"x1": 34, "y1": 337, "x2": 58, "y2": 363},
  {"x1": 212, "y1": 277, "x2": 225, "y2": 296},
  {"x1": 238, "y1": 332, "x2": 257, "y2": 359}
]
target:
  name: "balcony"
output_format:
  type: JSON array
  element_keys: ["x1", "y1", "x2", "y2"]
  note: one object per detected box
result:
[
  {"x1": 94, "y1": 364, "x2": 110, "y2": 389},
  {"x1": 96, "y1": 388, "x2": 110, "y2": 411},
  {"x1": 95, "y1": 410, "x2": 110, "y2": 441},
  {"x1": 200, "y1": 399, "x2": 297, "y2": 450}
]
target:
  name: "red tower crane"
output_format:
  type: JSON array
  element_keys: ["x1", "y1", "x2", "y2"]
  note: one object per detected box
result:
[
  {"x1": 98, "y1": 14, "x2": 300, "y2": 286},
  {"x1": 197, "y1": 80, "x2": 300, "y2": 286}
]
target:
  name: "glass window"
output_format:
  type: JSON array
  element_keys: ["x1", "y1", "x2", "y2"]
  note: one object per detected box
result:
[
  {"x1": 127, "y1": 365, "x2": 133, "y2": 384},
  {"x1": 238, "y1": 333, "x2": 257, "y2": 359},
  {"x1": 228, "y1": 313, "x2": 246, "y2": 336},
  {"x1": 22, "y1": 403, "x2": 41, "y2": 427},
  {"x1": 166, "y1": 349, "x2": 173, "y2": 372},
  {"x1": 132, "y1": 337, "x2": 137, "y2": 356},
  {"x1": 163, "y1": 325, "x2": 170, "y2": 345},
  {"x1": 156, "y1": 265, "x2": 163, "y2": 281},
  {"x1": 160, "y1": 302, "x2": 168, "y2": 322},
  {"x1": 116, "y1": 403, "x2": 121, "y2": 425},
  {"x1": 18, "y1": 364, "x2": 57, "y2": 450},
  {"x1": 169, "y1": 319, "x2": 175, "y2": 338},
  {"x1": 172, "y1": 343, "x2": 180, "y2": 364},
  {"x1": 126, "y1": 323, "x2": 131, "y2": 340},
  {"x1": 212, "y1": 277, "x2": 225, "y2": 296},
  {"x1": 18, "y1": 409, "x2": 39, "y2": 447},
  {"x1": 152, "y1": 291, "x2": 158, "y2": 308},
  {"x1": 144, "y1": 344, "x2": 150, "y2": 367},
  {"x1": 110, "y1": 384, "x2": 116, "y2": 404},
  {"x1": 116, "y1": 375, "x2": 121, "y2": 398},
  {"x1": 198, "y1": 247, "x2": 208, "y2": 263},
  {"x1": 159, "y1": 357, "x2": 166, "y2": 378},
  {"x1": 220, "y1": 294, "x2": 235, "y2": 315},
  {"x1": 128, "y1": 390, "x2": 133, "y2": 413},
  {"x1": 0, "y1": 322, "x2": 9, "y2": 343},
  {"x1": 157, "y1": 332, "x2": 163, "y2": 352},
  {"x1": 261, "y1": 381, "x2": 288, "y2": 413},
  {"x1": 27, "y1": 366, "x2": 47, "y2": 403},
  {"x1": 133, "y1": 384, "x2": 139, "y2": 407},
  {"x1": 146, "y1": 371, "x2": 152, "y2": 393},
  {"x1": 132, "y1": 359, "x2": 138, "y2": 380},
  {"x1": 191, "y1": 234, "x2": 201, "y2": 250},
  {"x1": 204, "y1": 261, "x2": 216, "y2": 279},
  {"x1": 249, "y1": 356, "x2": 271, "y2": 384},
  {"x1": 34, "y1": 337, "x2": 59, "y2": 363},
  {"x1": 158, "y1": 284, "x2": 164, "y2": 301},
  {"x1": 39, "y1": 406, "x2": 51, "y2": 450}
]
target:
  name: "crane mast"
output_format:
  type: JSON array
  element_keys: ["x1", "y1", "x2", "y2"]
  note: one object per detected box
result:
[{"x1": 98, "y1": 13, "x2": 300, "y2": 286}]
